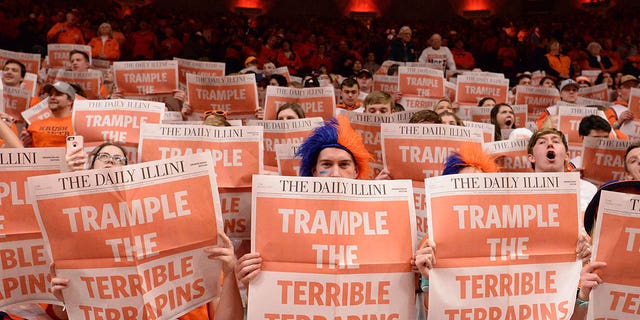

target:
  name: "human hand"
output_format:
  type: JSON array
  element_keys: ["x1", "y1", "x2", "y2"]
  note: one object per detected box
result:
[{"x1": 235, "y1": 252, "x2": 262, "y2": 287}]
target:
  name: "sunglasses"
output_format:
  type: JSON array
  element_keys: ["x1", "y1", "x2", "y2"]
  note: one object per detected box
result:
[
  {"x1": 202, "y1": 110, "x2": 228, "y2": 120},
  {"x1": 95, "y1": 152, "x2": 127, "y2": 165}
]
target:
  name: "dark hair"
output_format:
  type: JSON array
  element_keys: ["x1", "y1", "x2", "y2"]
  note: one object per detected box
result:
[
  {"x1": 340, "y1": 77, "x2": 359, "y2": 90},
  {"x1": 516, "y1": 74, "x2": 532, "y2": 84},
  {"x1": 69, "y1": 49, "x2": 90, "y2": 62},
  {"x1": 490, "y1": 103, "x2": 516, "y2": 140},
  {"x1": 539, "y1": 76, "x2": 557, "y2": 87},
  {"x1": 409, "y1": 110, "x2": 442, "y2": 124},
  {"x1": 578, "y1": 115, "x2": 611, "y2": 137},
  {"x1": 3, "y1": 59, "x2": 26, "y2": 78},
  {"x1": 387, "y1": 64, "x2": 400, "y2": 76},
  {"x1": 526, "y1": 128, "x2": 568, "y2": 170},
  {"x1": 276, "y1": 102, "x2": 306, "y2": 119},
  {"x1": 478, "y1": 97, "x2": 496, "y2": 107},
  {"x1": 392, "y1": 103, "x2": 405, "y2": 112},
  {"x1": 268, "y1": 74, "x2": 288, "y2": 87},
  {"x1": 595, "y1": 71, "x2": 612, "y2": 86},
  {"x1": 89, "y1": 142, "x2": 128, "y2": 169},
  {"x1": 69, "y1": 83, "x2": 87, "y2": 98}
]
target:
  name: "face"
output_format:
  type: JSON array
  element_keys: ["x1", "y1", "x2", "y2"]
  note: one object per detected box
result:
[
  {"x1": 48, "y1": 89, "x2": 73, "y2": 111},
  {"x1": 367, "y1": 52, "x2": 375, "y2": 62},
  {"x1": 541, "y1": 78, "x2": 556, "y2": 88},
  {"x1": 480, "y1": 99, "x2": 496, "y2": 107},
  {"x1": 99, "y1": 24, "x2": 111, "y2": 36},
  {"x1": 340, "y1": 85, "x2": 359, "y2": 106},
  {"x1": 550, "y1": 42, "x2": 560, "y2": 52},
  {"x1": 430, "y1": 35, "x2": 442, "y2": 49},
  {"x1": 269, "y1": 78, "x2": 279, "y2": 86},
  {"x1": 619, "y1": 83, "x2": 639, "y2": 101},
  {"x1": 353, "y1": 60, "x2": 362, "y2": 70},
  {"x1": 263, "y1": 62, "x2": 276, "y2": 71},
  {"x1": 70, "y1": 53, "x2": 90, "y2": 72},
  {"x1": 399, "y1": 30, "x2": 411, "y2": 42},
  {"x1": 93, "y1": 145, "x2": 127, "y2": 169},
  {"x1": 527, "y1": 133, "x2": 568, "y2": 172},
  {"x1": 440, "y1": 115, "x2": 457, "y2": 125},
  {"x1": 434, "y1": 101, "x2": 452, "y2": 114},
  {"x1": 625, "y1": 147, "x2": 640, "y2": 180},
  {"x1": 2, "y1": 63, "x2": 23, "y2": 86},
  {"x1": 356, "y1": 76, "x2": 372, "y2": 91},
  {"x1": 313, "y1": 147, "x2": 358, "y2": 179},
  {"x1": 518, "y1": 77, "x2": 532, "y2": 86},
  {"x1": 277, "y1": 108, "x2": 299, "y2": 120},
  {"x1": 365, "y1": 103, "x2": 392, "y2": 114},
  {"x1": 587, "y1": 129, "x2": 610, "y2": 138},
  {"x1": 560, "y1": 86, "x2": 578, "y2": 103},
  {"x1": 588, "y1": 45, "x2": 601, "y2": 56},
  {"x1": 602, "y1": 73, "x2": 613, "y2": 86},
  {"x1": 496, "y1": 106, "x2": 515, "y2": 129}
]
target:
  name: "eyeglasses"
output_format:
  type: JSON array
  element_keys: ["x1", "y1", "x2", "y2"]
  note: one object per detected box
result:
[
  {"x1": 202, "y1": 110, "x2": 227, "y2": 120},
  {"x1": 95, "y1": 152, "x2": 127, "y2": 165}
]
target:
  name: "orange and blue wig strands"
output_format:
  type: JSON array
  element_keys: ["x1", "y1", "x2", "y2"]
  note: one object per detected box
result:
[
  {"x1": 297, "y1": 116, "x2": 373, "y2": 179},
  {"x1": 442, "y1": 143, "x2": 499, "y2": 175}
]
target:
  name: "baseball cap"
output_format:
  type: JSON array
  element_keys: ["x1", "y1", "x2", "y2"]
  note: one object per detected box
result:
[
  {"x1": 43, "y1": 81, "x2": 76, "y2": 99},
  {"x1": 576, "y1": 76, "x2": 591, "y2": 85},
  {"x1": 559, "y1": 79, "x2": 579, "y2": 91},
  {"x1": 244, "y1": 56, "x2": 257, "y2": 67},
  {"x1": 621, "y1": 74, "x2": 639, "y2": 87},
  {"x1": 303, "y1": 77, "x2": 320, "y2": 88},
  {"x1": 357, "y1": 69, "x2": 373, "y2": 79}
]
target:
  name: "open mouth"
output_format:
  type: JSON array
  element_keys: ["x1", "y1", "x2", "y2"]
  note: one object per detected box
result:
[
  {"x1": 505, "y1": 119, "x2": 513, "y2": 127},
  {"x1": 546, "y1": 150, "x2": 556, "y2": 160}
]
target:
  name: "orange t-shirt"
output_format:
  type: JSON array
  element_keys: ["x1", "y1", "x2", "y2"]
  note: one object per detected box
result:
[
  {"x1": 178, "y1": 304, "x2": 211, "y2": 320},
  {"x1": 27, "y1": 116, "x2": 73, "y2": 147}
]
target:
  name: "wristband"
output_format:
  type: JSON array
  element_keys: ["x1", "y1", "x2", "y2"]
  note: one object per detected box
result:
[
  {"x1": 420, "y1": 277, "x2": 429, "y2": 292},
  {"x1": 576, "y1": 296, "x2": 589, "y2": 308}
]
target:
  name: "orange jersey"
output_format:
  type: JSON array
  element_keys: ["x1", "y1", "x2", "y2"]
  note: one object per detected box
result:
[{"x1": 27, "y1": 116, "x2": 73, "y2": 147}]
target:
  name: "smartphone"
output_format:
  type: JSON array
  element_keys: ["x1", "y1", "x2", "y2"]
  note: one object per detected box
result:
[{"x1": 66, "y1": 135, "x2": 84, "y2": 153}]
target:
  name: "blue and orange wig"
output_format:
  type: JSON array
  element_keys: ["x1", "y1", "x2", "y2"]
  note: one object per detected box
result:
[
  {"x1": 296, "y1": 116, "x2": 373, "y2": 179},
  {"x1": 442, "y1": 143, "x2": 499, "y2": 175}
]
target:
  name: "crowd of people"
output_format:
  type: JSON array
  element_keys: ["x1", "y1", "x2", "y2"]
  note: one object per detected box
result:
[
  {"x1": 1, "y1": 1, "x2": 640, "y2": 81},
  {"x1": 2, "y1": 1, "x2": 640, "y2": 319}
]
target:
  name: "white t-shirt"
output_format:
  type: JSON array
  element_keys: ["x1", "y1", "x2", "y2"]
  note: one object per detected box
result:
[{"x1": 418, "y1": 46, "x2": 456, "y2": 72}]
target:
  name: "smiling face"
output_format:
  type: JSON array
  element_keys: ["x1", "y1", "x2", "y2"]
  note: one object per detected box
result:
[
  {"x1": 528, "y1": 133, "x2": 568, "y2": 172},
  {"x1": 2, "y1": 62, "x2": 23, "y2": 87},
  {"x1": 48, "y1": 89, "x2": 73, "y2": 112},
  {"x1": 312, "y1": 147, "x2": 358, "y2": 179}
]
